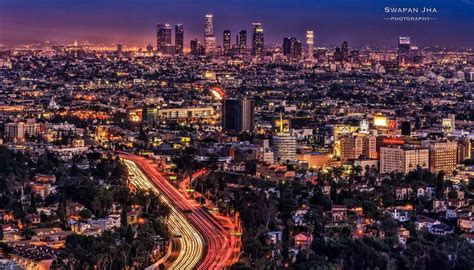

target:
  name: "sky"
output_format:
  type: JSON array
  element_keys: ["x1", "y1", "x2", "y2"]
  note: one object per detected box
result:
[{"x1": 1, "y1": 0, "x2": 473, "y2": 48}]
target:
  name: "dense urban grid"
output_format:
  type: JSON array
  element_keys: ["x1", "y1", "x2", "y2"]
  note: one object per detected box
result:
[{"x1": 0, "y1": 13, "x2": 474, "y2": 270}]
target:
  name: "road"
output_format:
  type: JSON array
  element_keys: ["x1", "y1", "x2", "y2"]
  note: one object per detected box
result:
[
  {"x1": 121, "y1": 153, "x2": 240, "y2": 270},
  {"x1": 122, "y1": 159, "x2": 204, "y2": 270},
  {"x1": 180, "y1": 169, "x2": 242, "y2": 267}
]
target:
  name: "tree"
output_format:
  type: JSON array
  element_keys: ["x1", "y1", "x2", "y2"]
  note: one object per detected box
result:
[
  {"x1": 362, "y1": 201, "x2": 379, "y2": 219},
  {"x1": 448, "y1": 190, "x2": 458, "y2": 199},
  {"x1": 79, "y1": 209, "x2": 93, "y2": 220}
]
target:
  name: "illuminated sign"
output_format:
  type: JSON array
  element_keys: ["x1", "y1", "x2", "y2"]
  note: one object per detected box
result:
[
  {"x1": 373, "y1": 115, "x2": 388, "y2": 127},
  {"x1": 181, "y1": 137, "x2": 191, "y2": 143},
  {"x1": 209, "y1": 86, "x2": 225, "y2": 100},
  {"x1": 359, "y1": 119, "x2": 369, "y2": 133},
  {"x1": 382, "y1": 138, "x2": 405, "y2": 145},
  {"x1": 387, "y1": 119, "x2": 397, "y2": 130}
]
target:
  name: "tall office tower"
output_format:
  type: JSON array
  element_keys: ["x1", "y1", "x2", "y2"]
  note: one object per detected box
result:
[
  {"x1": 175, "y1": 24, "x2": 184, "y2": 55},
  {"x1": 204, "y1": 14, "x2": 216, "y2": 53},
  {"x1": 117, "y1": 43, "x2": 123, "y2": 53},
  {"x1": 380, "y1": 146, "x2": 429, "y2": 174},
  {"x1": 222, "y1": 97, "x2": 255, "y2": 134},
  {"x1": 341, "y1": 41, "x2": 349, "y2": 61},
  {"x1": 398, "y1": 36, "x2": 411, "y2": 65},
  {"x1": 294, "y1": 40, "x2": 302, "y2": 59},
  {"x1": 190, "y1": 39, "x2": 198, "y2": 55},
  {"x1": 156, "y1": 24, "x2": 172, "y2": 54},
  {"x1": 273, "y1": 133, "x2": 297, "y2": 163},
  {"x1": 241, "y1": 97, "x2": 254, "y2": 132},
  {"x1": 251, "y1": 23, "x2": 264, "y2": 57},
  {"x1": 223, "y1": 30, "x2": 232, "y2": 54},
  {"x1": 205, "y1": 14, "x2": 214, "y2": 36},
  {"x1": 334, "y1": 47, "x2": 343, "y2": 62},
  {"x1": 283, "y1": 37, "x2": 292, "y2": 56},
  {"x1": 424, "y1": 141, "x2": 458, "y2": 175},
  {"x1": 190, "y1": 38, "x2": 204, "y2": 56},
  {"x1": 306, "y1": 30, "x2": 314, "y2": 60},
  {"x1": 283, "y1": 37, "x2": 302, "y2": 59},
  {"x1": 238, "y1": 30, "x2": 247, "y2": 53},
  {"x1": 409, "y1": 46, "x2": 422, "y2": 64}
]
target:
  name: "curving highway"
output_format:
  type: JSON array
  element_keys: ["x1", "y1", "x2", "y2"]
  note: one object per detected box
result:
[
  {"x1": 121, "y1": 153, "x2": 241, "y2": 270},
  {"x1": 122, "y1": 159, "x2": 205, "y2": 270}
]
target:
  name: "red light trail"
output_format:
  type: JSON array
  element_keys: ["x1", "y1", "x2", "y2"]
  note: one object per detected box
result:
[{"x1": 120, "y1": 153, "x2": 241, "y2": 269}]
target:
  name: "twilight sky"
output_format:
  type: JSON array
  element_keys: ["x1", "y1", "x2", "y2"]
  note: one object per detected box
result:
[{"x1": 1, "y1": 0, "x2": 473, "y2": 48}]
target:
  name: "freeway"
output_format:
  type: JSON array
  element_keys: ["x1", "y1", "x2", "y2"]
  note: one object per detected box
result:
[
  {"x1": 121, "y1": 153, "x2": 240, "y2": 270},
  {"x1": 122, "y1": 159, "x2": 204, "y2": 270},
  {"x1": 180, "y1": 169, "x2": 242, "y2": 267}
]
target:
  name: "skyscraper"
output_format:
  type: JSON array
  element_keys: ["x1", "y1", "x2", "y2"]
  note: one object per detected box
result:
[
  {"x1": 222, "y1": 97, "x2": 255, "y2": 134},
  {"x1": 190, "y1": 38, "x2": 204, "y2": 56},
  {"x1": 283, "y1": 37, "x2": 302, "y2": 59},
  {"x1": 175, "y1": 24, "x2": 184, "y2": 55},
  {"x1": 341, "y1": 41, "x2": 349, "y2": 61},
  {"x1": 156, "y1": 24, "x2": 172, "y2": 54},
  {"x1": 283, "y1": 37, "x2": 292, "y2": 56},
  {"x1": 238, "y1": 30, "x2": 247, "y2": 54},
  {"x1": 398, "y1": 36, "x2": 411, "y2": 65},
  {"x1": 204, "y1": 14, "x2": 216, "y2": 53},
  {"x1": 205, "y1": 14, "x2": 214, "y2": 36},
  {"x1": 306, "y1": 30, "x2": 314, "y2": 60},
  {"x1": 251, "y1": 23, "x2": 264, "y2": 57},
  {"x1": 241, "y1": 97, "x2": 254, "y2": 132},
  {"x1": 223, "y1": 30, "x2": 231, "y2": 54}
]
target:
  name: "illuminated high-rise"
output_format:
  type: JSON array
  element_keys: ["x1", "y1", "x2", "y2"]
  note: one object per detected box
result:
[
  {"x1": 222, "y1": 97, "x2": 254, "y2": 134},
  {"x1": 283, "y1": 37, "x2": 292, "y2": 56},
  {"x1": 204, "y1": 14, "x2": 216, "y2": 53},
  {"x1": 205, "y1": 14, "x2": 214, "y2": 36},
  {"x1": 251, "y1": 23, "x2": 264, "y2": 57},
  {"x1": 190, "y1": 38, "x2": 204, "y2": 56},
  {"x1": 156, "y1": 24, "x2": 172, "y2": 54},
  {"x1": 223, "y1": 30, "x2": 231, "y2": 54},
  {"x1": 175, "y1": 24, "x2": 184, "y2": 55},
  {"x1": 398, "y1": 36, "x2": 411, "y2": 65},
  {"x1": 238, "y1": 30, "x2": 247, "y2": 54},
  {"x1": 341, "y1": 41, "x2": 349, "y2": 61},
  {"x1": 283, "y1": 37, "x2": 302, "y2": 59},
  {"x1": 306, "y1": 30, "x2": 314, "y2": 60}
]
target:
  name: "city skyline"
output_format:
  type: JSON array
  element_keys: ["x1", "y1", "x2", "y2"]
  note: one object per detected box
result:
[
  {"x1": 1, "y1": 0, "x2": 474, "y2": 48},
  {"x1": 0, "y1": 1, "x2": 473, "y2": 269}
]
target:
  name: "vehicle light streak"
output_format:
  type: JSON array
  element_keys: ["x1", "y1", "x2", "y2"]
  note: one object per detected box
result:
[
  {"x1": 120, "y1": 153, "x2": 241, "y2": 270},
  {"x1": 122, "y1": 159, "x2": 204, "y2": 270}
]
